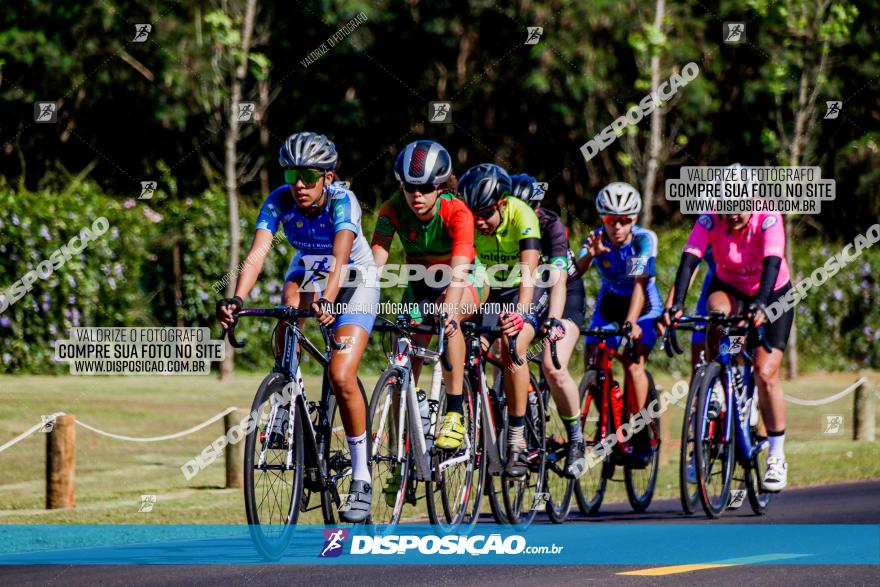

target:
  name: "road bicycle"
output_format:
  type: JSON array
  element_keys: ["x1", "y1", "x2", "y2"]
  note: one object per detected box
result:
[
  {"x1": 461, "y1": 323, "x2": 548, "y2": 528},
  {"x1": 223, "y1": 306, "x2": 368, "y2": 558},
  {"x1": 575, "y1": 322, "x2": 660, "y2": 515},
  {"x1": 368, "y1": 313, "x2": 482, "y2": 532},
  {"x1": 663, "y1": 311, "x2": 774, "y2": 518}
]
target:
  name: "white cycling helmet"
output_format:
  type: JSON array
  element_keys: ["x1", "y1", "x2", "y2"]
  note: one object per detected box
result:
[{"x1": 596, "y1": 181, "x2": 642, "y2": 216}]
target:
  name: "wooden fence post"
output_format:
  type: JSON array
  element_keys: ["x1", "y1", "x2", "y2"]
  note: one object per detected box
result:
[
  {"x1": 853, "y1": 381, "x2": 876, "y2": 441},
  {"x1": 225, "y1": 410, "x2": 245, "y2": 488},
  {"x1": 46, "y1": 415, "x2": 76, "y2": 509}
]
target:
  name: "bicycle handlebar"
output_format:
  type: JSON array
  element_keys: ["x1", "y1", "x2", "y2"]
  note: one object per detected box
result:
[
  {"x1": 220, "y1": 306, "x2": 344, "y2": 351},
  {"x1": 661, "y1": 311, "x2": 773, "y2": 357},
  {"x1": 373, "y1": 313, "x2": 453, "y2": 372}
]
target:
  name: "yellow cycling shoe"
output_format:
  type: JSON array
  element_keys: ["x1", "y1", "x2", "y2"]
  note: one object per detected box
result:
[{"x1": 434, "y1": 412, "x2": 465, "y2": 450}]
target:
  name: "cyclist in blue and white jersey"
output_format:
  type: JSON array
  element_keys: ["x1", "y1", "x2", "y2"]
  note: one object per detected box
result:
[
  {"x1": 217, "y1": 132, "x2": 378, "y2": 522},
  {"x1": 574, "y1": 182, "x2": 662, "y2": 463}
]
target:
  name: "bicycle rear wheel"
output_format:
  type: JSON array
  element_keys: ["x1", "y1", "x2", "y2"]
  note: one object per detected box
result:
[
  {"x1": 541, "y1": 379, "x2": 573, "y2": 524},
  {"x1": 244, "y1": 372, "x2": 303, "y2": 560},
  {"x1": 694, "y1": 362, "x2": 735, "y2": 518},
  {"x1": 624, "y1": 371, "x2": 659, "y2": 513},
  {"x1": 426, "y1": 377, "x2": 481, "y2": 532},
  {"x1": 368, "y1": 368, "x2": 409, "y2": 529},
  {"x1": 321, "y1": 378, "x2": 369, "y2": 524},
  {"x1": 679, "y1": 369, "x2": 704, "y2": 515},
  {"x1": 574, "y1": 369, "x2": 607, "y2": 515},
  {"x1": 501, "y1": 382, "x2": 547, "y2": 528}
]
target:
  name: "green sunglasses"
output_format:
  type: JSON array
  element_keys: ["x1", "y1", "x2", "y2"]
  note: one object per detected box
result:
[{"x1": 284, "y1": 168, "x2": 323, "y2": 186}]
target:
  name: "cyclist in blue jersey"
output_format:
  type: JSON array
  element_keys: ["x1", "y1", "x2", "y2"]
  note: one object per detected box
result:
[
  {"x1": 217, "y1": 132, "x2": 378, "y2": 522},
  {"x1": 574, "y1": 182, "x2": 661, "y2": 462}
]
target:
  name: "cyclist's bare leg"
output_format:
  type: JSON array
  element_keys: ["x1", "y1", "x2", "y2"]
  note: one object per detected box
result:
[
  {"x1": 500, "y1": 324, "x2": 536, "y2": 417},
  {"x1": 328, "y1": 324, "x2": 370, "y2": 436},
  {"x1": 754, "y1": 347, "x2": 786, "y2": 432},
  {"x1": 623, "y1": 343, "x2": 650, "y2": 411},
  {"x1": 542, "y1": 319, "x2": 580, "y2": 418}
]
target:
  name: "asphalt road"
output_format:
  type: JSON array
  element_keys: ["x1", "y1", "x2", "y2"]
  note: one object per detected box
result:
[{"x1": 2, "y1": 480, "x2": 878, "y2": 587}]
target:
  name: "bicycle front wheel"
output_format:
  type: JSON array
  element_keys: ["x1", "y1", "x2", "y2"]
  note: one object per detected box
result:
[
  {"x1": 679, "y1": 368, "x2": 704, "y2": 515},
  {"x1": 244, "y1": 372, "x2": 304, "y2": 560},
  {"x1": 426, "y1": 377, "x2": 481, "y2": 532},
  {"x1": 541, "y1": 378, "x2": 574, "y2": 524},
  {"x1": 574, "y1": 369, "x2": 607, "y2": 515},
  {"x1": 501, "y1": 381, "x2": 547, "y2": 528},
  {"x1": 624, "y1": 371, "x2": 660, "y2": 513},
  {"x1": 695, "y1": 362, "x2": 735, "y2": 518},
  {"x1": 368, "y1": 368, "x2": 409, "y2": 529}
]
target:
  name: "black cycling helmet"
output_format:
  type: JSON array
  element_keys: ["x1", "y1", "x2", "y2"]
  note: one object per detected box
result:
[
  {"x1": 510, "y1": 173, "x2": 545, "y2": 207},
  {"x1": 394, "y1": 140, "x2": 452, "y2": 188},
  {"x1": 279, "y1": 132, "x2": 338, "y2": 170},
  {"x1": 459, "y1": 163, "x2": 512, "y2": 211}
]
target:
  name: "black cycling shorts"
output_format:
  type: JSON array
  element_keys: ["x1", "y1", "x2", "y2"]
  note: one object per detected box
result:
[{"x1": 705, "y1": 276, "x2": 794, "y2": 351}]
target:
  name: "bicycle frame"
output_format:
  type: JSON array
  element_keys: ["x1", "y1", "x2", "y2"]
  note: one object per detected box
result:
[{"x1": 710, "y1": 334, "x2": 768, "y2": 467}]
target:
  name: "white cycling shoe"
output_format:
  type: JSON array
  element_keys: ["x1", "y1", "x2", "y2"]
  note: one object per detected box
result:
[{"x1": 763, "y1": 455, "x2": 788, "y2": 492}]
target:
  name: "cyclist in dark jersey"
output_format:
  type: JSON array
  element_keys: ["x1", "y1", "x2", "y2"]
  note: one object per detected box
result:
[
  {"x1": 371, "y1": 140, "x2": 488, "y2": 456},
  {"x1": 510, "y1": 174, "x2": 587, "y2": 479}
]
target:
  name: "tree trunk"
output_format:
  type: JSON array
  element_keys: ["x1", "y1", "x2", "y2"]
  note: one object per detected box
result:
[
  {"x1": 258, "y1": 75, "x2": 270, "y2": 196},
  {"x1": 640, "y1": 0, "x2": 665, "y2": 229},
  {"x1": 173, "y1": 242, "x2": 185, "y2": 328},
  {"x1": 220, "y1": 0, "x2": 259, "y2": 381}
]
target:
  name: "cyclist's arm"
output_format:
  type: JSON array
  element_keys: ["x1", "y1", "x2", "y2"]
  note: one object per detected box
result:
[
  {"x1": 626, "y1": 276, "x2": 648, "y2": 326},
  {"x1": 324, "y1": 230, "x2": 355, "y2": 303},
  {"x1": 517, "y1": 247, "x2": 541, "y2": 313},
  {"x1": 754, "y1": 213, "x2": 786, "y2": 308},
  {"x1": 663, "y1": 261, "x2": 702, "y2": 308},
  {"x1": 442, "y1": 202, "x2": 477, "y2": 317},
  {"x1": 674, "y1": 216, "x2": 712, "y2": 306},
  {"x1": 445, "y1": 254, "x2": 472, "y2": 319},
  {"x1": 546, "y1": 268, "x2": 567, "y2": 319},
  {"x1": 575, "y1": 241, "x2": 594, "y2": 274},
  {"x1": 232, "y1": 229, "x2": 275, "y2": 300},
  {"x1": 369, "y1": 201, "x2": 397, "y2": 270}
]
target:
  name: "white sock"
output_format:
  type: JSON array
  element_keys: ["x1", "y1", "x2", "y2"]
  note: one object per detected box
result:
[
  {"x1": 346, "y1": 432, "x2": 371, "y2": 483},
  {"x1": 508, "y1": 425, "x2": 526, "y2": 449},
  {"x1": 768, "y1": 433, "x2": 785, "y2": 458}
]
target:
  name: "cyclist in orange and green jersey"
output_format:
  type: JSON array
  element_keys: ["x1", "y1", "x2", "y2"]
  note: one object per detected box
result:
[{"x1": 371, "y1": 140, "x2": 489, "y2": 455}]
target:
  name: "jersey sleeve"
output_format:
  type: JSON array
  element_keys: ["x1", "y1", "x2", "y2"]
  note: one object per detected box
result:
[
  {"x1": 683, "y1": 214, "x2": 713, "y2": 259},
  {"x1": 543, "y1": 216, "x2": 570, "y2": 269},
  {"x1": 370, "y1": 200, "x2": 399, "y2": 251},
  {"x1": 631, "y1": 229, "x2": 658, "y2": 277},
  {"x1": 440, "y1": 199, "x2": 476, "y2": 260},
  {"x1": 255, "y1": 191, "x2": 283, "y2": 234},
  {"x1": 331, "y1": 191, "x2": 359, "y2": 235},
  {"x1": 516, "y1": 202, "x2": 542, "y2": 251},
  {"x1": 759, "y1": 213, "x2": 786, "y2": 258}
]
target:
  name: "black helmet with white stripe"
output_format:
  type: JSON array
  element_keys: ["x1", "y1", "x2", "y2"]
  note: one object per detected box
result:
[
  {"x1": 459, "y1": 163, "x2": 512, "y2": 211},
  {"x1": 394, "y1": 140, "x2": 452, "y2": 187},
  {"x1": 279, "y1": 132, "x2": 338, "y2": 170},
  {"x1": 596, "y1": 181, "x2": 642, "y2": 216}
]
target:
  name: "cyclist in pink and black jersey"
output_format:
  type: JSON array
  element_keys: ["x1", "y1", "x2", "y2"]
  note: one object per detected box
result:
[{"x1": 664, "y1": 212, "x2": 793, "y2": 492}]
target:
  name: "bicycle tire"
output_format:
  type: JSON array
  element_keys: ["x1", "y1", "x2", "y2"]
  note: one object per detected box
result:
[
  {"x1": 501, "y1": 381, "x2": 547, "y2": 528},
  {"x1": 541, "y1": 376, "x2": 574, "y2": 524},
  {"x1": 624, "y1": 371, "x2": 660, "y2": 513},
  {"x1": 694, "y1": 361, "x2": 735, "y2": 518},
  {"x1": 321, "y1": 377, "x2": 370, "y2": 524},
  {"x1": 368, "y1": 368, "x2": 410, "y2": 529},
  {"x1": 679, "y1": 368, "x2": 705, "y2": 515},
  {"x1": 426, "y1": 377, "x2": 481, "y2": 532},
  {"x1": 244, "y1": 371, "x2": 304, "y2": 560},
  {"x1": 485, "y1": 374, "x2": 509, "y2": 524},
  {"x1": 574, "y1": 369, "x2": 607, "y2": 516}
]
